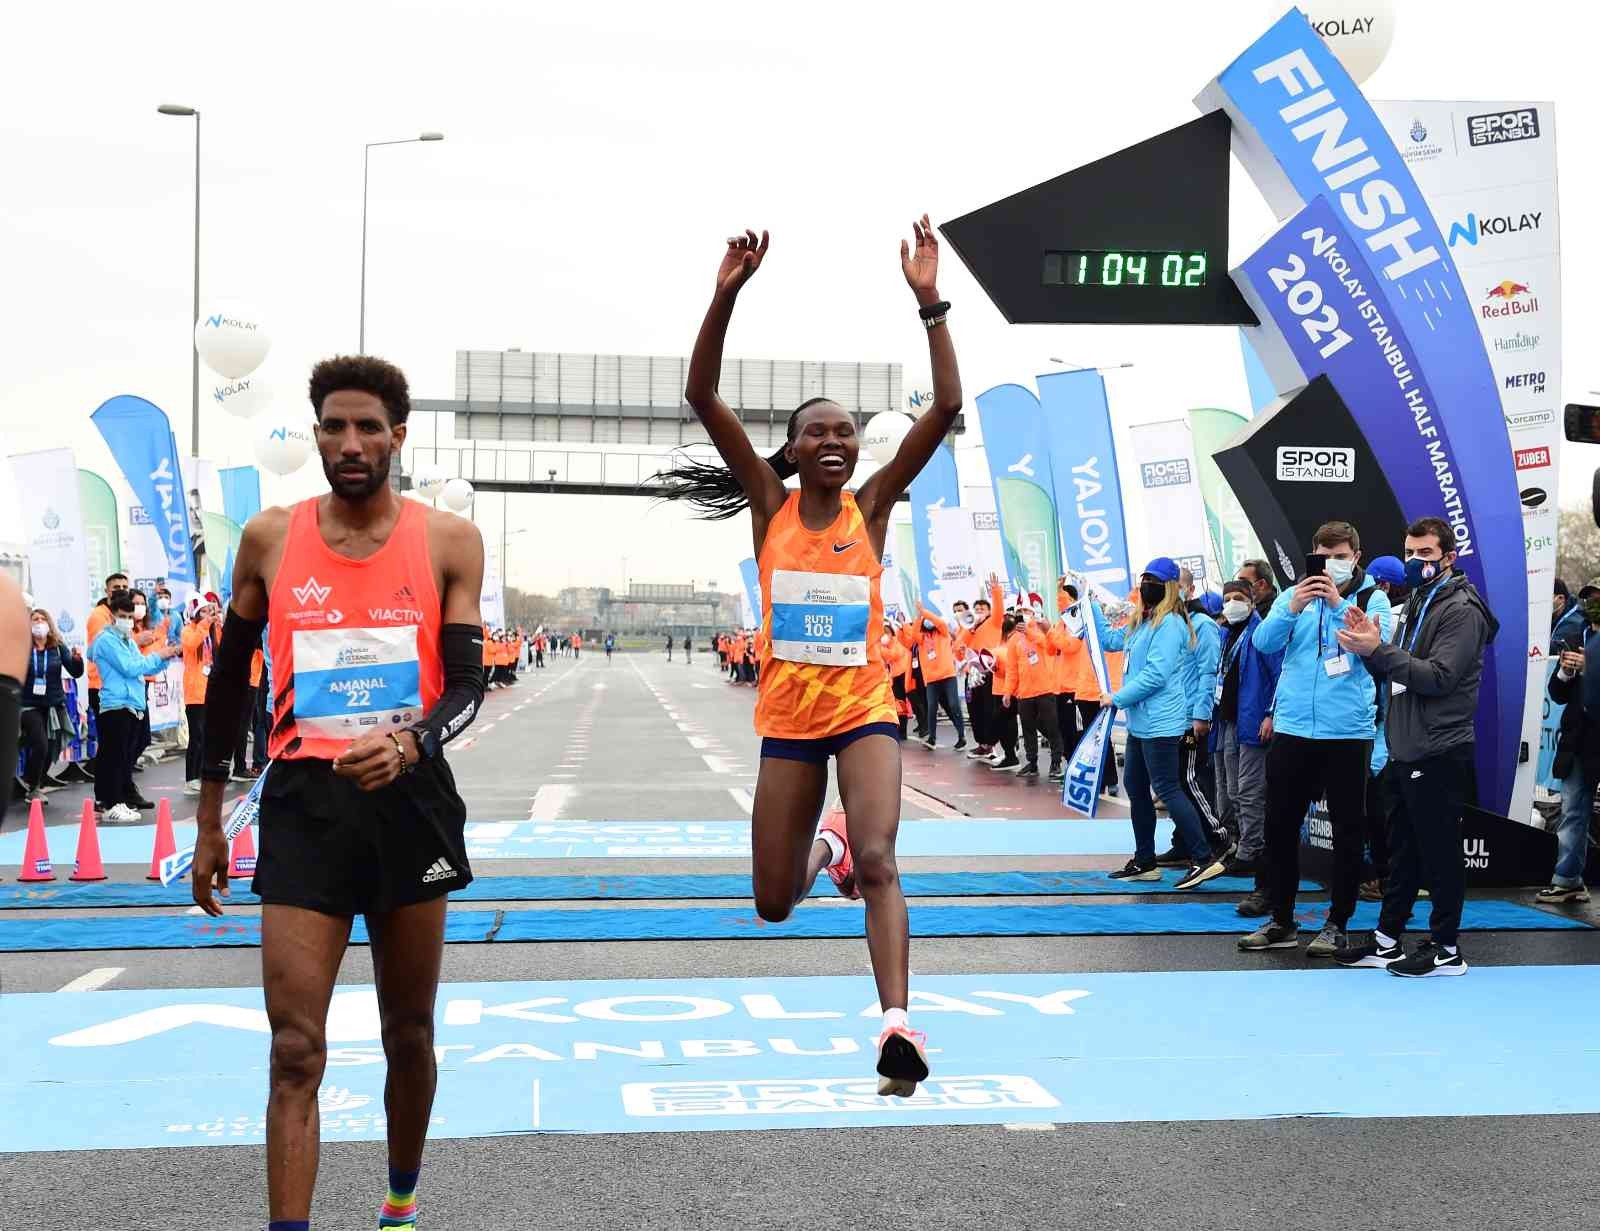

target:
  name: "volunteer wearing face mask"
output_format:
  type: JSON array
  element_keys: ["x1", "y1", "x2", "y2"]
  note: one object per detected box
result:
[
  {"x1": 990, "y1": 614, "x2": 1023, "y2": 769},
  {"x1": 1241, "y1": 521, "x2": 1392, "y2": 958},
  {"x1": 955, "y1": 576, "x2": 1006, "y2": 759},
  {"x1": 1163, "y1": 590, "x2": 1231, "y2": 867},
  {"x1": 89, "y1": 589, "x2": 180, "y2": 821},
  {"x1": 1087, "y1": 557, "x2": 1228, "y2": 889},
  {"x1": 1051, "y1": 582, "x2": 1120, "y2": 797},
  {"x1": 1212, "y1": 580, "x2": 1284, "y2": 915},
  {"x1": 902, "y1": 606, "x2": 965, "y2": 750},
  {"x1": 181, "y1": 596, "x2": 224, "y2": 794},
  {"x1": 1333, "y1": 518, "x2": 1494, "y2": 977},
  {"x1": 1008, "y1": 593, "x2": 1064, "y2": 780},
  {"x1": 18, "y1": 609, "x2": 84, "y2": 807}
]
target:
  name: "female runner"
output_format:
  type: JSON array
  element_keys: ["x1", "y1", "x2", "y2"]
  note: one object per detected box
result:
[{"x1": 663, "y1": 217, "x2": 960, "y2": 1096}]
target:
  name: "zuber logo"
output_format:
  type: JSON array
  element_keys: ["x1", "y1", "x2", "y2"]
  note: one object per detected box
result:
[
  {"x1": 1482, "y1": 281, "x2": 1539, "y2": 321},
  {"x1": 1467, "y1": 108, "x2": 1540, "y2": 146},
  {"x1": 1514, "y1": 446, "x2": 1551, "y2": 471},
  {"x1": 291, "y1": 577, "x2": 331, "y2": 606},
  {"x1": 1139, "y1": 458, "x2": 1191, "y2": 488}
]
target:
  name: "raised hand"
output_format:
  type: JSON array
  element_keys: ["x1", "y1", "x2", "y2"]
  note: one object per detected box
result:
[
  {"x1": 900, "y1": 213, "x2": 940, "y2": 299},
  {"x1": 716, "y1": 229, "x2": 769, "y2": 296}
]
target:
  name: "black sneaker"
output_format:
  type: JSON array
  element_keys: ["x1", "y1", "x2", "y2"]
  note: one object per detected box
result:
[
  {"x1": 1014, "y1": 762, "x2": 1039, "y2": 777},
  {"x1": 1047, "y1": 764, "x2": 1064, "y2": 782},
  {"x1": 953, "y1": 737, "x2": 968, "y2": 751},
  {"x1": 1334, "y1": 935, "x2": 1404, "y2": 969},
  {"x1": 125, "y1": 794, "x2": 157, "y2": 811},
  {"x1": 1175, "y1": 854, "x2": 1228, "y2": 891},
  {"x1": 1235, "y1": 890, "x2": 1271, "y2": 917},
  {"x1": 1388, "y1": 941, "x2": 1467, "y2": 978},
  {"x1": 1238, "y1": 921, "x2": 1298, "y2": 950},
  {"x1": 1154, "y1": 846, "x2": 1190, "y2": 868},
  {"x1": 991, "y1": 755, "x2": 1021, "y2": 770},
  {"x1": 1108, "y1": 858, "x2": 1161, "y2": 882},
  {"x1": 1220, "y1": 857, "x2": 1256, "y2": 879}
]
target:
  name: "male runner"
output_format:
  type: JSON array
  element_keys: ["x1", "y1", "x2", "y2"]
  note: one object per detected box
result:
[{"x1": 192, "y1": 355, "x2": 486, "y2": 1231}]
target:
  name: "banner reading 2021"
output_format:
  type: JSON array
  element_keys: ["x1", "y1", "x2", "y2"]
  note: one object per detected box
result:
[{"x1": 1202, "y1": 8, "x2": 1526, "y2": 816}]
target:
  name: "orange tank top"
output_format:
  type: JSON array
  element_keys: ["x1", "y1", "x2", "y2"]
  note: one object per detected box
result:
[
  {"x1": 754, "y1": 491, "x2": 896, "y2": 739},
  {"x1": 266, "y1": 497, "x2": 442, "y2": 761}
]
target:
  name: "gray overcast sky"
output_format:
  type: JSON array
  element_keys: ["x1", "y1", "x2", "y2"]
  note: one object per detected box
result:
[{"x1": 2, "y1": 0, "x2": 1592, "y2": 596}]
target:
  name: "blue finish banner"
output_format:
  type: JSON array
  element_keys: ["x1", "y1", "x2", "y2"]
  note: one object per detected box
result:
[
  {"x1": 1039, "y1": 370, "x2": 1131, "y2": 592},
  {"x1": 908, "y1": 444, "x2": 961, "y2": 615},
  {"x1": 1202, "y1": 8, "x2": 1526, "y2": 813},
  {"x1": 737, "y1": 557, "x2": 761, "y2": 629},
  {"x1": 218, "y1": 464, "x2": 261, "y2": 528},
  {"x1": 974, "y1": 383, "x2": 1063, "y2": 616},
  {"x1": 1061, "y1": 705, "x2": 1116, "y2": 818},
  {"x1": 90, "y1": 395, "x2": 196, "y2": 589}
]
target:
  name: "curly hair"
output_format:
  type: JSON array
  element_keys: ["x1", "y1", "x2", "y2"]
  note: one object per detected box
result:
[{"x1": 308, "y1": 355, "x2": 411, "y2": 425}]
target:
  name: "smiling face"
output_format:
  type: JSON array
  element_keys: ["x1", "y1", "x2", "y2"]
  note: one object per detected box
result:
[
  {"x1": 316, "y1": 389, "x2": 405, "y2": 501},
  {"x1": 786, "y1": 401, "x2": 858, "y2": 490}
]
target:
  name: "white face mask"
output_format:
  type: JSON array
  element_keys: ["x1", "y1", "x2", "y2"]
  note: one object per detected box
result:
[
  {"x1": 31, "y1": 621, "x2": 49, "y2": 639},
  {"x1": 957, "y1": 611, "x2": 975, "y2": 627},
  {"x1": 115, "y1": 617, "x2": 135, "y2": 634},
  {"x1": 133, "y1": 603, "x2": 147, "y2": 620},
  {"x1": 1325, "y1": 557, "x2": 1356, "y2": 586},
  {"x1": 1031, "y1": 604, "x2": 1045, "y2": 620},
  {"x1": 158, "y1": 598, "x2": 172, "y2": 612},
  {"x1": 1222, "y1": 599, "x2": 1251, "y2": 625}
]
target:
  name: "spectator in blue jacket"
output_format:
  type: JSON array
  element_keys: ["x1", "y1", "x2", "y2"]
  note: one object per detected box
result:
[
  {"x1": 88, "y1": 590, "x2": 178, "y2": 823},
  {"x1": 1239, "y1": 521, "x2": 1393, "y2": 958},
  {"x1": 1156, "y1": 593, "x2": 1231, "y2": 868},
  {"x1": 1213, "y1": 580, "x2": 1284, "y2": 915},
  {"x1": 1090, "y1": 556, "x2": 1229, "y2": 891}
]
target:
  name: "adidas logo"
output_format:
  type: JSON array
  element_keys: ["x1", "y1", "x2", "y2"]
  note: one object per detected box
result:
[
  {"x1": 292, "y1": 576, "x2": 331, "y2": 606},
  {"x1": 394, "y1": 584, "x2": 417, "y2": 604},
  {"x1": 422, "y1": 858, "x2": 457, "y2": 884}
]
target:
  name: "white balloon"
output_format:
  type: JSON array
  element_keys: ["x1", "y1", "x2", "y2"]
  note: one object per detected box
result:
[
  {"x1": 253, "y1": 419, "x2": 316, "y2": 477},
  {"x1": 211, "y1": 372, "x2": 271, "y2": 420},
  {"x1": 1303, "y1": 0, "x2": 1396, "y2": 85},
  {"x1": 194, "y1": 304, "x2": 271, "y2": 380},
  {"x1": 864, "y1": 411, "x2": 914, "y2": 466},
  {"x1": 412, "y1": 462, "x2": 448, "y2": 500},
  {"x1": 440, "y1": 477, "x2": 475, "y2": 512}
]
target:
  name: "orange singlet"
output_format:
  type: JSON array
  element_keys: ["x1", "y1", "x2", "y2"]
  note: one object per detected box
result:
[
  {"x1": 754, "y1": 491, "x2": 896, "y2": 739},
  {"x1": 266, "y1": 497, "x2": 443, "y2": 761}
]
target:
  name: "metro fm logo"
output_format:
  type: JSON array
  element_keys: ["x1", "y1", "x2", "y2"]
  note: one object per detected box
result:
[{"x1": 1482, "y1": 280, "x2": 1539, "y2": 322}]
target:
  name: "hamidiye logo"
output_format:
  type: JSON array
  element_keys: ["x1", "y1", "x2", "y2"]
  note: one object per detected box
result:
[{"x1": 291, "y1": 577, "x2": 331, "y2": 606}]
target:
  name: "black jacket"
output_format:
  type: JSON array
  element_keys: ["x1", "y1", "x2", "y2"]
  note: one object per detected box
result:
[
  {"x1": 1549, "y1": 644, "x2": 1600, "y2": 780},
  {"x1": 22, "y1": 643, "x2": 84, "y2": 710}
]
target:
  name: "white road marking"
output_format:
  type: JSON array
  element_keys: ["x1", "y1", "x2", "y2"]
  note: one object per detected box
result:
[
  {"x1": 532, "y1": 1079, "x2": 542, "y2": 1130},
  {"x1": 529, "y1": 784, "x2": 577, "y2": 819},
  {"x1": 727, "y1": 787, "x2": 755, "y2": 814},
  {"x1": 59, "y1": 967, "x2": 123, "y2": 992},
  {"x1": 702, "y1": 754, "x2": 741, "y2": 774},
  {"x1": 1003, "y1": 1122, "x2": 1058, "y2": 1132},
  {"x1": 687, "y1": 736, "x2": 716, "y2": 751}
]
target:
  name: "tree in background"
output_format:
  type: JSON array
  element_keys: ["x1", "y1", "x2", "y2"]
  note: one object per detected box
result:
[
  {"x1": 1556, "y1": 509, "x2": 1600, "y2": 592},
  {"x1": 504, "y1": 587, "x2": 562, "y2": 630}
]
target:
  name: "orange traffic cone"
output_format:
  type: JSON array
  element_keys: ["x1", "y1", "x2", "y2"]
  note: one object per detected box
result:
[
  {"x1": 146, "y1": 797, "x2": 177, "y2": 882},
  {"x1": 70, "y1": 798, "x2": 106, "y2": 882},
  {"x1": 229, "y1": 822, "x2": 257, "y2": 878},
  {"x1": 18, "y1": 798, "x2": 56, "y2": 882}
]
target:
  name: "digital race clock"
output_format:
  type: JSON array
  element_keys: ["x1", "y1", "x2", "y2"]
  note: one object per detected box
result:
[{"x1": 1043, "y1": 250, "x2": 1208, "y2": 289}]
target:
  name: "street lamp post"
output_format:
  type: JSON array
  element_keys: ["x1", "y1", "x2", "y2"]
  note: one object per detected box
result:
[
  {"x1": 360, "y1": 132, "x2": 444, "y2": 353},
  {"x1": 158, "y1": 103, "x2": 201, "y2": 456}
]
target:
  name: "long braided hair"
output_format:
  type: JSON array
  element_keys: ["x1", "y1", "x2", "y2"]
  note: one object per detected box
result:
[{"x1": 653, "y1": 396, "x2": 836, "y2": 521}]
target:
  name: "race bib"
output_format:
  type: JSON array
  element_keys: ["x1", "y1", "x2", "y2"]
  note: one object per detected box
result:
[
  {"x1": 1324, "y1": 654, "x2": 1351, "y2": 677},
  {"x1": 769, "y1": 570, "x2": 870, "y2": 666},
  {"x1": 292, "y1": 625, "x2": 423, "y2": 741},
  {"x1": 1027, "y1": 652, "x2": 1039, "y2": 665}
]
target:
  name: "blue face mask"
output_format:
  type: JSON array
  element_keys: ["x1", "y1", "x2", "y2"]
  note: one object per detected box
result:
[{"x1": 1404, "y1": 557, "x2": 1440, "y2": 589}]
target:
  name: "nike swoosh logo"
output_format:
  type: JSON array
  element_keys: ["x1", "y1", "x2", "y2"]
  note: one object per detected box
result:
[
  {"x1": 833, "y1": 542, "x2": 858, "y2": 554},
  {"x1": 1434, "y1": 954, "x2": 1456, "y2": 965}
]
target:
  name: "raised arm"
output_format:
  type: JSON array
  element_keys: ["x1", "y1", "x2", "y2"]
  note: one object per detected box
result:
[
  {"x1": 858, "y1": 215, "x2": 963, "y2": 522},
  {"x1": 684, "y1": 230, "x2": 787, "y2": 523}
]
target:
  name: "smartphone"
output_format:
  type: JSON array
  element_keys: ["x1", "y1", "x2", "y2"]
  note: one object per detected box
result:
[{"x1": 1303, "y1": 554, "x2": 1326, "y2": 578}]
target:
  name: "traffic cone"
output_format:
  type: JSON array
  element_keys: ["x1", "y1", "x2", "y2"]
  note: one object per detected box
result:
[
  {"x1": 18, "y1": 798, "x2": 56, "y2": 882},
  {"x1": 229, "y1": 822, "x2": 257, "y2": 878},
  {"x1": 70, "y1": 798, "x2": 106, "y2": 882},
  {"x1": 146, "y1": 797, "x2": 177, "y2": 881}
]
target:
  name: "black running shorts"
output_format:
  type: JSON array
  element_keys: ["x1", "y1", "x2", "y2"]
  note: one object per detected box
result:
[{"x1": 252, "y1": 756, "x2": 473, "y2": 916}]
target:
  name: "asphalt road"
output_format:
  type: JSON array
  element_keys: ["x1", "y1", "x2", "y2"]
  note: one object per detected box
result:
[{"x1": 5, "y1": 650, "x2": 1598, "y2": 1230}]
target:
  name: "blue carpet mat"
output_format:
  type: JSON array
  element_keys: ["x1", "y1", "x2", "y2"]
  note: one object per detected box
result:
[
  {"x1": 0, "y1": 869, "x2": 1314, "y2": 909},
  {"x1": 0, "y1": 898, "x2": 1579, "y2": 951}
]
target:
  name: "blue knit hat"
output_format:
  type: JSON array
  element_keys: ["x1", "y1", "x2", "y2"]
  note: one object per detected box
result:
[
  {"x1": 1142, "y1": 556, "x2": 1181, "y2": 583},
  {"x1": 1367, "y1": 555, "x2": 1405, "y2": 586},
  {"x1": 1198, "y1": 591, "x2": 1224, "y2": 616}
]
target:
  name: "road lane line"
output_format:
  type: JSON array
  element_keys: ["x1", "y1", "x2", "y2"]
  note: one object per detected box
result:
[
  {"x1": 59, "y1": 967, "x2": 123, "y2": 992},
  {"x1": 529, "y1": 784, "x2": 577, "y2": 820},
  {"x1": 728, "y1": 788, "x2": 754, "y2": 814}
]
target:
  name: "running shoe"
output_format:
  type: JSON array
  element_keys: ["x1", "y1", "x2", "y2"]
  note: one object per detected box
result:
[
  {"x1": 1235, "y1": 890, "x2": 1271, "y2": 917},
  {"x1": 1108, "y1": 858, "x2": 1160, "y2": 881},
  {"x1": 1305, "y1": 923, "x2": 1347, "y2": 957},
  {"x1": 818, "y1": 809, "x2": 859, "y2": 900},
  {"x1": 990, "y1": 755, "x2": 1020, "y2": 770},
  {"x1": 1154, "y1": 846, "x2": 1190, "y2": 868},
  {"x1": 1387, "y1": 941, "x2": 1467, "y2": 978},
  {"x1": 1013, "y1": 762, "x2": 1039, "y2": 777},
  {"x1": 104, "y1": 804, "x2": 142, "y2": 824},
  {"x1": 1238, "y1": 921, "x2": 1298, "y2": 950},
  {"x1": 875, "y1": 1025, "x2": 930, "y2": 1098},
  {"x1": 967, "y1": 745, "x2": 993, "y2": 760},
  {"x1": 1359, "y1": 878, "x2": 1386, "y2": 902},
  {"x1": 1175, "y1": 855, "x2": 1228, "y2": 891},
  {"x1": 183, "y1": 780, "x2": 201, "y2": 796},
  {"x1": 1219, "y1": 857, "x2": 1256, "y2": 879},
  {"x1": 125, "y1": 794, "x2": 157, "y2": 811},
  {"x1": 953, "y1": 737, "x2": 968, "y2": 751},
  {"x1": 1535, "y1": 883, "x2": 1590, "y2": 904},
  {"x1": 1334, "y1": 935, "x2": 1404, "y2": 969},
  {"x1": 1047, "y1": 764, "x2": 1064, "y2": 782}
]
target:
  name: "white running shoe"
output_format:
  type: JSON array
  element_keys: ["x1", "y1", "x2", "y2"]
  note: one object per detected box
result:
[
  {"x1": 105, "y1": 803, "x2": 141, "y2": 824},
  {"x1": 183, "y1": 780, "x2": 201, "y2": 796}
]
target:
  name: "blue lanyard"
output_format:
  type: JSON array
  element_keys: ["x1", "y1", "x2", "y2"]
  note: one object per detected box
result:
[
  {"x1": 32, "y1": 648, "x2": 47, "y2": 681},
  {"x1": 1217, "y1": 622, "x2": 1247, "y2": 681},
  {"x1": 1405, "y1": 584, "x2": 1441, "y2": 654}
]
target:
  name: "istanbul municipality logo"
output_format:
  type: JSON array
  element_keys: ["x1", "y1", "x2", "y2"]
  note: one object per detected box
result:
[
  {"x1": 1409, "y1": 119, "x2": 1427, "y2": 143},
  {"x1": 42, "y1": 507, "x2": 60, "y2": 531}
]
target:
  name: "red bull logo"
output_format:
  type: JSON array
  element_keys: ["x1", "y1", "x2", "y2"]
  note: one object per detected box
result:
[{"x1": 1482, "y1": 280, "x2": 1538, "y2": 321}]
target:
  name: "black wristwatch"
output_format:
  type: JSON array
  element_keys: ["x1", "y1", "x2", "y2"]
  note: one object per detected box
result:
[{"x1": 409, "y1": 726, "x2": 442, "y2": 763}]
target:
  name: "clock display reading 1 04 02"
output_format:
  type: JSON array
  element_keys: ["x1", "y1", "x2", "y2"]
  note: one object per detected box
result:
[{"x1": 1042, "y1": 249, "x2": 1209, "y2": 289}]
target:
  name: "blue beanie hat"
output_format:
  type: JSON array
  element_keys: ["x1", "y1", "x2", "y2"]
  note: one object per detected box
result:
[
  {"x1": 1367, "y1": 555, "x2": 1405, "y2": 586},
  {"x1": 1198, "y1": 591, "x2": 1224, "y2": 616},
  {"x1": 1142, "y1": 556, "x2": 1181, "y2": 583}
]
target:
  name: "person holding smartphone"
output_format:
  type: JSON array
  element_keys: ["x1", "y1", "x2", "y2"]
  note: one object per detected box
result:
[
  {"x1": 1540, "y1": 594, "x2": 1600, "y2": 905},
  {"x1": 1238, "y1": 521, "x2": 1392, "y2": 957}
]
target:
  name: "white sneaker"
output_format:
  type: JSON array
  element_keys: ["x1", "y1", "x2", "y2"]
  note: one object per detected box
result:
[
  {"x1": 184, "y1": 780, "x2": 201, "y2": 795},
  {"x1": 105, "y1": 803, "x2": 141, "y2": 823}
]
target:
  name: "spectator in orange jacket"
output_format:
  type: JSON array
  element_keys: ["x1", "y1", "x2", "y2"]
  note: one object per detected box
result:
[
  {"x1": 1007, "y1": 605, "x2": 1064, "y2": 779},
  {"x1": 901, "y1": 607, "x2": 965, "y2": 750},
  {"x1": 180, "y1": 597, "x2": 222, "y2": 794},
  {"x1": 988, "y1": 614, "x2": 1023, "y2": 768},
  {"x1": 1053, "y1": 581, "x2": 1119, "y2": 796},
  {"x1": 955, "y1": 575, "x2": 1006, "y2": 757}
]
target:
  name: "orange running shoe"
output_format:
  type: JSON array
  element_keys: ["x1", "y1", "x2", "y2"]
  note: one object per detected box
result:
[
  {"x1": 876, "y1": 1025, "x2": 930, "y2": 1098},
  {"x1": 818, "y1": 807, "x2": 860, "y2": 900}
]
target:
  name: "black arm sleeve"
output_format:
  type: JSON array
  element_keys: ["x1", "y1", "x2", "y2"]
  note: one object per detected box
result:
[
  {"x1": 200, "y1": 609, "x2": 266, "y2": 782},
  {"x1": 0, "y1": 675, "x2": 19, "y2": 822},
  {"x1": 412, "y1": 623, "x2": 486, "y2": 751}
]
